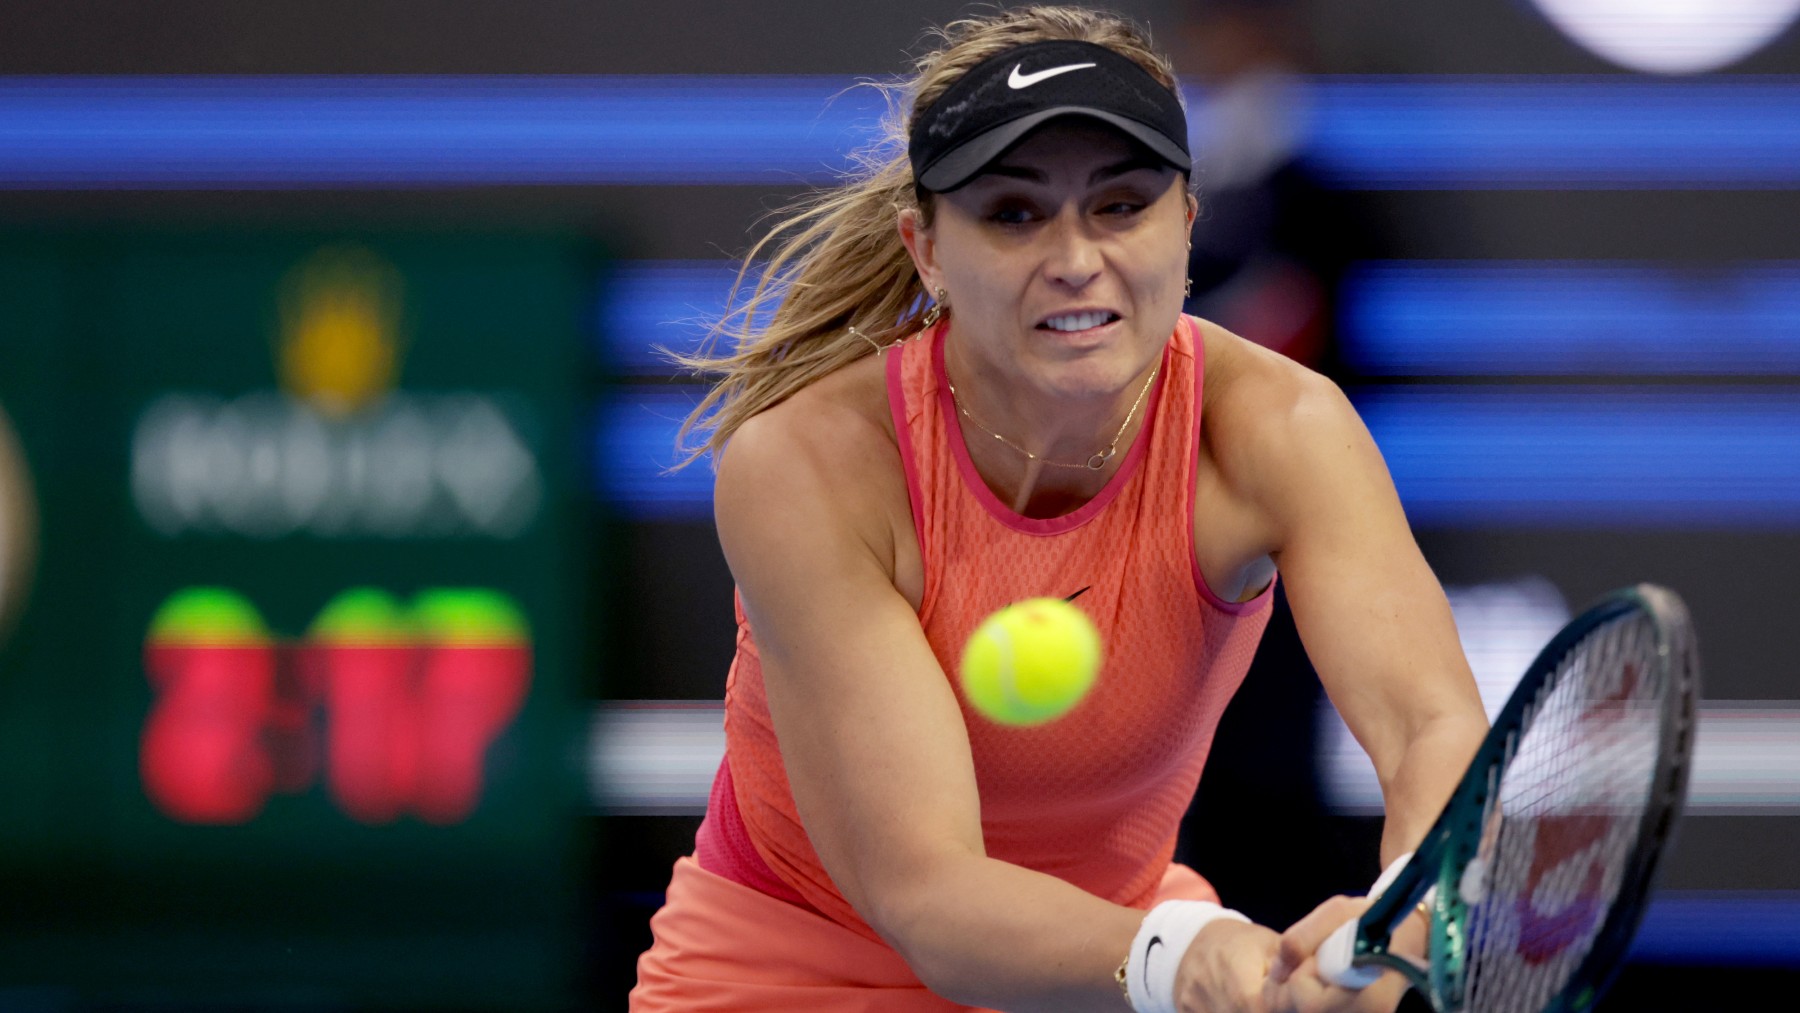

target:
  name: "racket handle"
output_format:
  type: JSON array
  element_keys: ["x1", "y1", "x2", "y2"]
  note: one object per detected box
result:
[
  {"x1": 1315, "y1": 850, "x2": 1414, "y2": 990},
  {"x1": 1318, "y1": 919, "x2": 1382, "y2": 988}
]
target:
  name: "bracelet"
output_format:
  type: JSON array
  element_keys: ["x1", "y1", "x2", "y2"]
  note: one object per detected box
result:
[{"x1": 1121, "y1": 900, "x2": 1251, "y2": 1013}]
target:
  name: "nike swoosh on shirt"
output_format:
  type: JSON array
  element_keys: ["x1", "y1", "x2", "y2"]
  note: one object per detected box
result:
[{"x1": 1007, "y1": 62, "x2": 1097, "y2": 89}]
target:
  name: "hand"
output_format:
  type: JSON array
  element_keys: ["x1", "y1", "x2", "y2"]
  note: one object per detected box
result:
[
  {"x1": 1262, "y1": 895, "x2": 1427, "y2": 1013},
  {"x1": 1172, "y1": 917, "x2": 1282, "y2": 1013}
]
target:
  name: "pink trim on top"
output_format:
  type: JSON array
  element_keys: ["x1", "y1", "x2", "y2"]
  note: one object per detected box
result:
[
  {"x1": 933, "y1": 323, "x2": 1167, "y2": 536},
  {"x1": 887, "y1": 329, "x2": 930, "y2": 564},
  {"x1": 1184, "y1": 315, "x2": 1276, "y2": 615}
]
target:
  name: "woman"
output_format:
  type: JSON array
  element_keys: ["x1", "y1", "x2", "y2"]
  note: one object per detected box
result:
[{"x1": 632, "y1": 7, "x2": 1488, "y2": 1012}]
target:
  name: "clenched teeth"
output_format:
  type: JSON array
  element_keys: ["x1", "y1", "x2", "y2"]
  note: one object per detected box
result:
[{"x1": 1041, "y1": 311, "x2": 1118, "y2": 332}]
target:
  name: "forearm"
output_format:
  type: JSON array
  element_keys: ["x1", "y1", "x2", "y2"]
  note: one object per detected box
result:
[
  {"x1": 1376, "y1": 711, "x2": 1489, "y2": 865},
  {"x1": 876, "y1": 852, "x2": 1144, "y2": 1012}
]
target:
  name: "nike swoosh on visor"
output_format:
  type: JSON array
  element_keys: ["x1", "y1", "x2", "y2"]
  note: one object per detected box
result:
[{"x1": 1007, "y1": 62, "x2": 1097, "y2": 89}]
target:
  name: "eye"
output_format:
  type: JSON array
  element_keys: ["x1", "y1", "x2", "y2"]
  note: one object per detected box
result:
[
  {"x1": 1098, "y1": 198, "x2": 1148, "y2": 217},
  {"x1": 987, "y1": 203, "x2": 1039, "y2": 226}
]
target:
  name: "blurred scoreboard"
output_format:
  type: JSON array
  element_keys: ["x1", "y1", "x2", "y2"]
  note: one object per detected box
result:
[{"x1": 0, "y1": 230, "x2": 596, "y2": 1007}]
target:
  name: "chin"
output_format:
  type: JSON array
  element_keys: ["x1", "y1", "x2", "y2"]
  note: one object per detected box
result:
[{"x1": 1034, "y1": 351, "x2": 1145, "y2": 402}]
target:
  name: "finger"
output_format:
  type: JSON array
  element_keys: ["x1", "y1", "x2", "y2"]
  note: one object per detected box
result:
[
  {"x1": 1273, "y1": 896, "x2": 1369, "y2": 984},
  {"x1": 1278, "y1": 957, "x2": 1397, "y2": 1013},
  {"x1": 1265, "y1": 958, "x2": 1335, "y2": 1013}
]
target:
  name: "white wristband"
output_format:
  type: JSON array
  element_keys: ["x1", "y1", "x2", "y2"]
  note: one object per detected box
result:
[{"x1": 1124, "y1": 900, "x2": 1251, "y2": 1013}]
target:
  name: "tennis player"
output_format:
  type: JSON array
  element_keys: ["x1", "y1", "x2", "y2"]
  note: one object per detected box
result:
[{"x1": 631, "y1": 7, "x2": 1487, "y2": 1011}]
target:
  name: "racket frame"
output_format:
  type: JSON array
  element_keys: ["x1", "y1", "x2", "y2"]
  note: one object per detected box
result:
[{"x1": 1340, "y1": 584, "x2": 1699, "y2": 1012}]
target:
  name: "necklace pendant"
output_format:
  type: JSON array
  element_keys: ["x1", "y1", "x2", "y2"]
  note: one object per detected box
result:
[{"x1": 1085, "y1": 451, "x2": 1111, "y2": 470}]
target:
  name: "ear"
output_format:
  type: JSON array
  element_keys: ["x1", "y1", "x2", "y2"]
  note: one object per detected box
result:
[{"x1": 896, "y1": 206, "x2": 940, "y2": 295}]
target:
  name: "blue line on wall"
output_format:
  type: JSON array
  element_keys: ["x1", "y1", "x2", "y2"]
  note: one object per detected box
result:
[{"x1": 4, "y1": 76, "x2": 1799, "y2": 188}]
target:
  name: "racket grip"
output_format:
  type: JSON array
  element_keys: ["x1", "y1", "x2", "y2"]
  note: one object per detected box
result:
[
  {"x1": 1315, "y1": 850, "x2": 1415, "y2": 989},
  {"x1": 1318, "y1": 919, "x2": 1382, "y2": 988}
]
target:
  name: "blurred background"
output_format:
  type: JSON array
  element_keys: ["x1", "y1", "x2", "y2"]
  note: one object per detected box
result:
[{"x1": 1, "y1": 0, "x2": 1797, "y2": 1008}]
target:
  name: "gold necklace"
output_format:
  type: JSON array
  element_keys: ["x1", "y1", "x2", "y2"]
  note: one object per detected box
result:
[{"x1": 948, "y1": 364, "x2": 1159, "y2": 471}]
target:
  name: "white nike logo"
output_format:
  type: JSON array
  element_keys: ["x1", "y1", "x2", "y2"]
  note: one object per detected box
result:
[{"x1": 1007, "y1": 62, "x2": 1096, "y2": 89}]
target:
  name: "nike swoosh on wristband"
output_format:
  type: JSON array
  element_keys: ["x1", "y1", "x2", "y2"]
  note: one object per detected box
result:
[
  {"x1": 1007, "y1": 62, "x2": 1097, "y2": 89},
  {"x1": 1142, "y1": 935, "x2": 1164, "y2": 995}
]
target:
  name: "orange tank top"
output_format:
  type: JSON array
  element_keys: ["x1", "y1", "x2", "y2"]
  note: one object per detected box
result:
[{"x1": 708, "y1": 315, "x2": 1274, "y2": 940}]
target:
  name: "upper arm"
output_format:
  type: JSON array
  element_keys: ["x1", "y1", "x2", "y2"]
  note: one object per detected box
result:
[
  {"x1": 713, "y1": 404, "x2": 983, "y2": 940},
  {"x1": 1225, "y1": 367, "x2": 1484, "y2": 782}
]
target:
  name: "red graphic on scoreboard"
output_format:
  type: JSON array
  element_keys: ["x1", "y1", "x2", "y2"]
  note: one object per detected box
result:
[{"x1": 141, "y1": 587, "x2": 531, "y2": 826}]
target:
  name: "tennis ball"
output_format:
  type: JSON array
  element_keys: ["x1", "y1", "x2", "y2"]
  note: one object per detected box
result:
[{"x1": 959, "y1": 597, "x2": 1101, "y2": 726}]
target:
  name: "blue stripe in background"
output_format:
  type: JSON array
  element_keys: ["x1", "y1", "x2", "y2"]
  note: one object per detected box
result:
[
  {"x1": 1304, "y1": 79, "x2": 1800, "y2": 189},
  {"x1": 0, "y1": 77, "x2": 892, "y2": 187},
  {"x1": 610, "y1": 259, "x2": 1800, "y2": 378},
  {"x1": 593, "y1": 388, "x2": 715, "y2": 520},
  {"x1": 1632, "y1": 895, "x2": 1800, "y2": 966},
  {"x1": 596, "y1": 261, "x2": 1800, "y2": 526},
  {"x1": 601, "y1": 887, "x2": 1800, "y2": 966},
  {"x1": 1356, "y1": 387, "x2": 1800, "y2": 527},
  {"x1": 1343, "y1": 262, "x2": 1800, "y2": 376},
  {"x1": 593, "y1": 384, "x2": 1800, "y2": 526},
  {"x1": 598, "y1": 261, "x2": 754, "y2": 374},
  {"x1": 4, "y1": 76, "x2": 1800, "y2": 188}
]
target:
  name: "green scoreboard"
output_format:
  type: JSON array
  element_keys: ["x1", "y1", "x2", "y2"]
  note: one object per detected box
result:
[{"x1": 0, "y1": 230, "x2": 597, "y2": 1008}]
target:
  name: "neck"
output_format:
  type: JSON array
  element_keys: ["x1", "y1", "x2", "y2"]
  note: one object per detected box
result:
[{"x1": 943, "y1": 340, "x2": 1159, "y2": 517}]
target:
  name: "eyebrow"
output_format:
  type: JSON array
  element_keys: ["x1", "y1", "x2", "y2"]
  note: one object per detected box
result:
[{"x1": 978, "y1": 155, "x2": 1170, "y2": 187}]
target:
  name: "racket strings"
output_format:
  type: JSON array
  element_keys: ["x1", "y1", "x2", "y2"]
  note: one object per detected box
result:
[
  {"x1": 1466, "y1": 617, "x2": 1662, "y2": 1012},
  {"x1": 1460, "y1": 613, "x2": 1666, "y2": 1013}
]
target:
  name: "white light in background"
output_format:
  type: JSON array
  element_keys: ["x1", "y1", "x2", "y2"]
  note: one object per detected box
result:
[
  {"x1": 1441, "y1": 576, "x2": 1574, "y2": 718},
  {"x1": 590, "y1": 704, "x2": 724, "y2": 814},
  {"x1": 585, "y1": 576, "x2": 1800, "y2": 815},
  {"x1": 1319, "y1": 577, "x2": 1570, "y2": 811},
  {"x1": 1316, "y1": 577, "x2": 1800, "y2": 813},
  {"x1": 1529, "y1": 0, "x2": 1800, "y2": 74},
  {"x1": 132, "y1": 392, "x2": 542, "y2": 540}
]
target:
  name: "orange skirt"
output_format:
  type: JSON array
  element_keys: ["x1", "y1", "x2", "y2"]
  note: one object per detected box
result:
[{"x1": 630, "y1": 856, "x2": 1220, "y2": 1012}]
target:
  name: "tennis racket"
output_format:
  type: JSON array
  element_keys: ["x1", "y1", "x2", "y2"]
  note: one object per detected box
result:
[{"x1": 1316, "y1": 583, "x2": 1700, "y2": 1013}]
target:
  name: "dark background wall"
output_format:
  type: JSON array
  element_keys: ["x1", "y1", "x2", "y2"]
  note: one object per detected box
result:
[{"x1": 3, "y1": 1, "x2": 1798, "y2": 1009}]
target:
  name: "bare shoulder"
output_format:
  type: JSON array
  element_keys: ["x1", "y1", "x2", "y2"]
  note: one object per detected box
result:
[
  {"x1": 714, "y1": 354, "x2": 909, "y2": 573},
  {"x1": 1194, "y1": 318, "x2": 1368, "y2": 510}
]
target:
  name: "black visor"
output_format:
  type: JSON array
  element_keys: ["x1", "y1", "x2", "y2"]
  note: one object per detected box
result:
[{"x1": 908, "y1": 39, "x2": 1190, "y2": 194}]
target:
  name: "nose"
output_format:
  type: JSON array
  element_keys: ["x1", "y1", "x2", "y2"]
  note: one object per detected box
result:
[{"x1": 1041, "y1": 209, "x2": 1103, "y2": 291}]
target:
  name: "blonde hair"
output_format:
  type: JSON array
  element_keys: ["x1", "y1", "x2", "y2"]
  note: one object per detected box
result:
[{"x1": 671, "y1": 6, "x2": 1181, "y2": 465}]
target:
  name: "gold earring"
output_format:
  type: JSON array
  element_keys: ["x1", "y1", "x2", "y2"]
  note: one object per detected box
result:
[
  {"x1": 922, "y1": 286, "x2": 946, "y2": 327},
  {"x1": 1185, "y1": 277, "x2": 1193, "y2": 298}
]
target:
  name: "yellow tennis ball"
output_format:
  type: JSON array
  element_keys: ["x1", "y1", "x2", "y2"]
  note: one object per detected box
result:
[{"x1": 959, "y1": 597, "x2": 1102, "y2": 726}]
